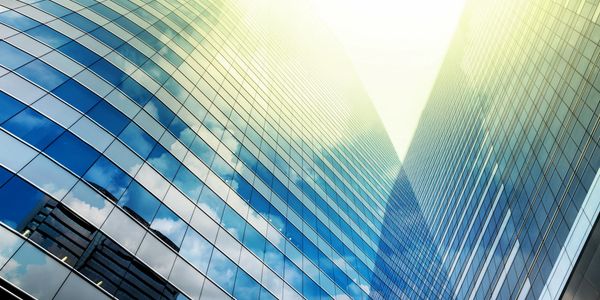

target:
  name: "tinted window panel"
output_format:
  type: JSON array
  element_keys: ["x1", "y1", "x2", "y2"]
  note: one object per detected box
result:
[
  {"x1": 84, "y1": 156, "x2": 131, "y2": 200},
  {"x1": 0, "y1": 176, "x2": 48, "y2": 232},
  {"x1": 53, "y1": 79, "x2": 102, "y2": 113},
  {"x1": 45, "y1": 132, "x2": 99, "y2": 176},
  {"x1": 0, "y1": 91, "x2": 25, "y2": 124},
  {"x1": 119, "y1": 181, "x2": 160, "y2": 225},
  {"x1": 2, "y1": 108, "x2": 64, "y2": 149},
  {"x1": 87, "y1": 101, "x2": 129, "y2": 135},
  {"x1": 0, "y1": 41, "x2": 34, "y2": 70}
]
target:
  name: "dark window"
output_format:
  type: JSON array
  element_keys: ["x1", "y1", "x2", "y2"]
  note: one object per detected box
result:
[
  {"x1": 45, "y1": 131, "x2": 100, "y2": 176},
  {"x1": 0, "y1": 176, "x2": 49, "y2": 232},
  {"x1": 87, "y1": 101, "x2": 129, "y2": 135},
  {"x1": 2, "y1": 108, "x2": 64, "y2": 149}
]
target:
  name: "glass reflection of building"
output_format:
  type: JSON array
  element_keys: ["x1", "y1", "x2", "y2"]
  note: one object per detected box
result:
[
  {"x1": 403, "y1": 0, "x2": 600, "y2": 299},
  {"x1": 0, "y1": 0, "x2": 413, "y2": 299}
]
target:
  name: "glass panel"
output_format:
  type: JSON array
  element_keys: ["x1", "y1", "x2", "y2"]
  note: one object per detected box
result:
[
  {"x1": 221, "y1": 206, "x2": 246, "y2": 240},
  {"x1": 58, "y1": 41, "x2": 100, "y2": 67},
  {"x1": 173, "y1": 166, "x2": 203, "y2": 201},
  {"x1": 243, "y1": 225, "x2": 266, "y2": 259},
  {"x1": 19, "y1": 155, "x2": 77, "y2": 200},
  {"x1": 52, "y1": 78, "x2": 101, "y2": 113},
  {"x1": 0, "y1": 9, "x2": 40, "y2": 30},
  {"x1": 233, "y1": 269, "x2": 260, "y2": 300},
  {"x1": 168, "y1": 116, "x2": 195, "y2": 146},
  {"x1": 44, "y1": 132, "x2": 100, "y2": 176},
  {"x1": 0, "y1": 225, "x2": 24, "y2": 267},
  {"x1": 0, "y1": 91, "x2": 25, "y2": 124},
  {"x1": 169, "y1": 257, "x2": 205, "y2": 300},
  {"x1": 84, "y1": 157, "x2": 131, "y2": 201},
  {"x1": 26, "y1": 25, "x2": 70, "y2": 48},
  {"x1": 53, "y1": 272, "x2": 109, "y2": 300},
  {"x1": 190, "y1": 136, "x2": 215, "y2": 165},
  {"x1": 200, "y1": 278, "x2": 231, "y2": 300},
  {"x1": 2, "y1": 108, "x2": 64, "y2": 149},
  {"x1": 284, "y1": 258, "x2": 302, "y2": 292},
  {"x1": 179, "y1": 227, "x2": 213, "y2": 273},
  {"x1": 100, "y1": 208, "x2": 145, "y2": 253},
  {"x1": 103, "y1": 140, "x2": 143, "y2": 176},
  {"x1": 89, "y1": 58, "x2": 128, "y2": 86},
  {"x1": 117, "y1": 77, "x2": 152, "y2": 106},
  {"x1": 17, "y1": 60, "x2": 68, "y2": 91},
  {"x1": 0, "y1": 130, "x2": 37, "y2": 173},
  {"x1": 87, "y1": 101, "x2": 129, "y2": 135},
  {"x1": 0, "y1": 41, "x2": 34, "y2": 70},
  {"x1": 215, "y1": 229, "x2": 241, "y2": 262},
  {"x1": 144, "y1": 97, "x2": 175, "y2": 127},
  {"x1": 136, "y1": 233, "x2": 176, "y2": 278},
  {"x1": 118, "y1": 122, "x2": 155, "y2": 158},
  {"x1": 0, "y1": 242, "x2": 69, "y2": 300},
  {"x1": 0, "y1": 167, "x2": 12, "y2": 187},
  {"x1": 150, "y1": 205, "x2": 187, "y2": 249},
  {"x1": 264, "y1": 242, "x2": 285, "y2": 277},
  {"x1": 260, "y1": 288, "x2": 277, "y2": 300},
  {"x1": 190, "y1": 207, "x2": 219, "y2": 243},
  {"x1": 62, "y1": 181, "x2": 113, "y2": 227},
  {"x1": 206, "y1": 249, "x2": 237, "y2": 293},
  {"x1": 261, "y1": 267, "x2": 283, "y2": 299},
  {"x1": 197, "y1": 186, "x2": 225, "y2": 221},
  {"x1": 147, "y1": 144, "x2": 180, "y2": 180},
  {"x1": 119, "y1": 181, "x2": 160, "y2": 225}
]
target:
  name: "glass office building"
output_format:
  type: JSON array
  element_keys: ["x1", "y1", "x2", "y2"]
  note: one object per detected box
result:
[
  {"x1": 1, "y1": 0, "x2": 599, "y2": 299},
  {"x1": 0, "y1": 0, "x2": 429, "y2": 299},
  {"x1": 403, "y1": 0, "x2": 600, "y2": 299}
]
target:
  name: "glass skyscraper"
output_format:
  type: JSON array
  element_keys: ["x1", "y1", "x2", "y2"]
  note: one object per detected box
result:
[
  {"x1": 0, "y1": 0, "x2": 415, "y2": 299},
  {"x1": 0, "y1": 0, "x2": 598, "y2": 300},
  {"x1": 403, "y1": 0, "x2": 600, "y2": 299}
]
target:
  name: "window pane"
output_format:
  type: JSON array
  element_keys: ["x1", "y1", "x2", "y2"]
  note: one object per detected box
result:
[
  {"x1": 144, "y1": 97, "x2": 175, "y2": 127},
  {"x1": 179, "y1": 227, "x2": 213, "y2": 273},
  {"x1": 26, "y1": 25, "x2": 70, "y2": 48},
  {"x1": 53, "y1": 273, "x2": 109, "y2": 300},
  {"x1": 119, "y1": 181, "x2": 160, "y2": 225},
  {"x1": 0, "y1": 225, "x2": 25, "y2": 267},
  {"x1": 45, "y1": 132, "x2": 100, "y2": 176},
  {"x1": 63, "y1": 181, "x2": 113, "y2": 227},
  {"x1": 118, "y1": 122, "x2": 155, "y2": 158},
  {"x1": 198, "y1": 186, "x2": 225, "y2": 221},
  {"x1": 150, "y1": 205, "x2": 187, "y2": 250},
  {"x1": 206, "y1": 249, "x2": 237, "y2": 293},
  {"x1": 84, "y1": 157, "x2": 131, "y2": 201},
  {"x1": 0, "y1": 242, "x2": 69, "y2": 300},
  {"x1": 2, "y1": 108, "x2": 64, "y2": 149},
  {"x1": 233, "y1": 269, "x2": 260, "y2": 300},
  {"x1": 173, "y1": 166, "x2": 203, "y2": 201},
  {"x1": 19, "y1": 155, "x2": 77, "y2": 200},
  {"x1": 136, "y1": 233, "x2": 176, "y2": 278},
  {"x1": 17, "y1": 60, "x2": 68, "y2": 91},
  {"x1": 147, "y1": 144, "x2": 180, "y2": 180},
  {"x1": 0, "y1": 41, "x2": 34, "y2": 70},
  {"x1": 53, "y1": 79, "x2": 102, "y2": 113},
  {"x1": 0, "y1": 91, "x2": 25, "y2": 124},
  {"x1": 87, "y1": 101, "x2": 129, "y2": 135},
  {"x1": 221, "y1": 206, "x2": 246, "y2": 240},
  {"x1": 168, "y1": 257, "x2": 205, "y2": 300}
]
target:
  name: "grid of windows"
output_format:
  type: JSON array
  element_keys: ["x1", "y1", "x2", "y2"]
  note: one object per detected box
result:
[
  {"x1": 0, "y1": 0, "x2": 432, "y2": 299},
  {"x1": 404, "y1": 0, "x2": 600, "y2": 299}
]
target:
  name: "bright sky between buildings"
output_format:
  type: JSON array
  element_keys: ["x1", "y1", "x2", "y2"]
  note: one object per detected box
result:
[{"x1": 309, "y1": 0, "x2": 468, "y2": 159}]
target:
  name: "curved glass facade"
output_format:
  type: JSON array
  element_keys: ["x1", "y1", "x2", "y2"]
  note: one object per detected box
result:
[
  {"x1": 1, "y1": 0, "x2": 598, "y2": 299},
  {"x1": 0, "y1": 0, "x2": 415, "y2": 299},
  {"x1": 404, "y1": 0, "x2": 600, "y2": 299}
]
